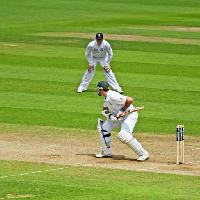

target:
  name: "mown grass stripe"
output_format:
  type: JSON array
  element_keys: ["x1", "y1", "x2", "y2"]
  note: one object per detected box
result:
[
  {"x1": 0, "y1": 107, "x2": 98, "y2": 130},
  {"x1": 0, "y1": 53, "x2": 200, "y2": 78},
  {"x1": 0, "y1": 43, "x2": 200, "y2": 67},
  {"x1": 0, "y1": 88, "x2": 199, "y2": 122},
  {"x1": 2, "y1": 36, "x2": 200, "y2": 55},
  {"x1": 0, "y1": 91, "x2": 101, "y2": 114},
  {"x1": 0, "y1": 107, "x2": 199, "y2": 135},
  {"x1": 0, "y1": 78, "x2": 199, "y2": 105},
  {"x1": 0, "y1": 65, "x2": 199, "y2": 92},
  {"x1": 0, "y1": 160, "x2": 199, "y2": 200}
]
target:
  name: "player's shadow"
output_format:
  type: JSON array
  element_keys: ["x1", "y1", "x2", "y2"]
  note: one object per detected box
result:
[
  {"x1": 112, "y1": 155, "x2": 137, "y2": 161},
  {"x1": 75, "y1": 89, "x2": 96, "y2": 93},
  {"x1": 85, "y1": 89, "x2": 96, "y2": 93},
  {"x1": 76, "y1": 153, "x2": 137, "y2": 162}
]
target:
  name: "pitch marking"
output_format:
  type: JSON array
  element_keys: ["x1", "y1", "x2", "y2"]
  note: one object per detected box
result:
[{"x1": 0, "y1": 167, "x2": 66, "y2": 179}]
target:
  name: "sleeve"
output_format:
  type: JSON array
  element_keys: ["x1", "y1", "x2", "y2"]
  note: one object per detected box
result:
[
  {"x1": 110, "y1": 93, "x2": 126, "y2": 105},
  {"x1": 102, "y1": 100, "x2": 113, "y2": 119},
  {"x1": 85, "y1": 43, "x2": 93, "y2": 64},
  {"x1": 105, "y1": 43, "x2": 113, "y2": 64},
  {"x1": 103, "y1": 99, "x2": 109, "y2": 108}
]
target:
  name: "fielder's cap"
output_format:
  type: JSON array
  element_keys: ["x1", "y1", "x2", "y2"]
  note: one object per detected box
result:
[
  {"x1": 97, "y1": 81, "x2": 109, "y2": 91},
  {"x1": 96, "y1": 33, "x2": 103, "y2": 40}
]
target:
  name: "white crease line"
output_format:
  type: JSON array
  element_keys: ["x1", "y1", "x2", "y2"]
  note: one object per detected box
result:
[
  {"x1": 0, "y1": 176, "x2": 8, "y2": 179},
  {"x1": 0, "y1": 167, "x2": 67, "y2": 179}
]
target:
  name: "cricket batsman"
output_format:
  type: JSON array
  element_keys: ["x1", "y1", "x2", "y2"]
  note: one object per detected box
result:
[
  {"x1": 77, "y1": 33, "x2": 123, "y2": 93},
  {"x1": 96, "y1": 81, "x2": 149, "y2": 161}
]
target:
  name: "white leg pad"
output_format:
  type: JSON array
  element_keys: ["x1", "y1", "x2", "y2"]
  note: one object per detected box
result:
[
  {"x1": 117, "y1": 131, "x2": 146, "y2": 156},
  {"x1": 97, "y1": 118, "x2": 112, "y2": 155}
]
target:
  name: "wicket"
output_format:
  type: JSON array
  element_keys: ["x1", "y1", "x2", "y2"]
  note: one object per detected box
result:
[{"x1": 176, "y1": 125, "x2": 185, "y2": 164}]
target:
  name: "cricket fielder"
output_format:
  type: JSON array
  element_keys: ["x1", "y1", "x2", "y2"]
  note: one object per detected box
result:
[
  {"x1": 77, "y1": 33, "x2": 123, "y2": 93},
  {"x1": 96, "y1": 81, "x2": 149, "y2": 161}
]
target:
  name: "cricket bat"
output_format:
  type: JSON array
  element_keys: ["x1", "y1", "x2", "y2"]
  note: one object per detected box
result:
[{"x1": 117, "y1": 106, "x2": 144, "y2": 119}]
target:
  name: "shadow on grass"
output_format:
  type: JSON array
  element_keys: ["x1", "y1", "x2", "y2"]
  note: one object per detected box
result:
[{"x1": 76, "y1": 153, "x2": 137, "y2": 161}]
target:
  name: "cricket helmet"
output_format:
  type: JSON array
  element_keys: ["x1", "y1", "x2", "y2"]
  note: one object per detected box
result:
[{"x1": 97, "y1": 81, "x2": 109, "y2": 91}]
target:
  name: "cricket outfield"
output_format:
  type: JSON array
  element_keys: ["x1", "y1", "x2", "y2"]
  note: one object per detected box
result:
[{"x1": 0, "y1": 0, "x2": 200, "y2": 199}]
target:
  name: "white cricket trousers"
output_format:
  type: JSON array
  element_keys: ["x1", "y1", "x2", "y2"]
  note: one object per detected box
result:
[
  {"x1": 100, "y1": 112, "x2": 147, "y2": 157},
  {"x1": 78, "y1": 58, "x2": 122, "y2": 92},
  {"x1": 102, "y1": 112, "x2": 139, "y2": 136}
]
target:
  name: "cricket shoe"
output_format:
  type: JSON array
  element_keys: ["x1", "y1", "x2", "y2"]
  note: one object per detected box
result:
[
  {"x1": 95, "y1": 152, "x2": 112, "y2": 158},
  {"x1": 137, "y1": 151, "x2": 149, "y2": 162},
  {"x1": 77, "y1": 86, "x2": 87, "y2": 93}
]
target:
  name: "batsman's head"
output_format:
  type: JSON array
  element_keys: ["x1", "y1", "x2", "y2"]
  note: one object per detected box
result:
[
  {"x1": 96, "y1": 33, "x2": 103, "y2": 45},
  {"x1": 97, "y1": 81, "x2": 109, "y2": 96}
]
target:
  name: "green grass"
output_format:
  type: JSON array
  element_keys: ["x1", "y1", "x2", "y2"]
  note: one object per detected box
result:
[
  {"x1": 0, "y1": 0, "x2": 200, "y2": 135},
  {"x1": 0, "y1": 160, "x2": 199, "y2": 200},
  {"x1": 0, "y1": 0, "x2": 200, "y2": 199},
  {"x1": 0, "y1": 51, "x2": 199, "y2": 134}
]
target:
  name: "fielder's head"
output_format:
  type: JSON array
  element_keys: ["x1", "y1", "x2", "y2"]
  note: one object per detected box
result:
[
  {"x1": 96, "y1": 33, "x2": 103, "y2": 45},
  {"x1": 97, "y1": 81, "x2": 109, "y2": 96}
]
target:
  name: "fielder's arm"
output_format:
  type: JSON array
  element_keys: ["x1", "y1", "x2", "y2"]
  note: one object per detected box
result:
[
  {"x1": 85, "y1": 44, "x2": 93, "y2": 64},
  {"x1": 105, "y1": 44, "x2": 113, "y2": 63}
]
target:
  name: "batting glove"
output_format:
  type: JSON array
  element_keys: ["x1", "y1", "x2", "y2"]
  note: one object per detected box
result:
[
  {"x1": 116, "y1": 110, "x2": 124, "y2": 118},
  {"x1": 108, "y1": 114, "x2": 118, "y2": 122}
]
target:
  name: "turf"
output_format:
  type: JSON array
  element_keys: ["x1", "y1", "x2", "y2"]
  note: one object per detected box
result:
[
  {"x1": 0, "y1": 1, "x2": 200, "y2": 199},
  {"x1": 0, "y1": 47, "x2": 199, "y2": 134},
  {"x1": 0, "y1": 0, "x2": 200, "y2": 135},
  {"x1": 0, "y1": 160, "x2": 199, "y2": 200}
]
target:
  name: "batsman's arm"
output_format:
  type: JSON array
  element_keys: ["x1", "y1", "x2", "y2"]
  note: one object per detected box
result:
[
  {"x1": 122, "y1": 96, "x2": 133, "y2": 111},
  {"x1": 117, "y1": 106, "x2": 144, "y2": 119},
  {"x1": 102, "y1": 107, "x2": 118, "y2": 121},
  {"x1": 101, "y1": 107, "x2": 111, "y2": 118}
]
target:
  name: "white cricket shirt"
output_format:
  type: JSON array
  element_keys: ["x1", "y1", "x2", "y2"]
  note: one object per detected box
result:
[
  {"x1": 104, "y1": 90, "x2": 134, "y2": 115},
  {"x1": 85, "y1": 40, "x2": 113, "y2": 64}
]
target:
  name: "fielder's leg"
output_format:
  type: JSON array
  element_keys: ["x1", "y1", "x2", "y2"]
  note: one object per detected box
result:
[
  {"x1": 77, "y1": 62, "x2": 97, "y2": 93},
  {"x1": 99, "y1": 61, "x2": 123, "y2": 93},
  {"x1": 118, "y1": 113, "x2": 149, "y2": 161}
]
